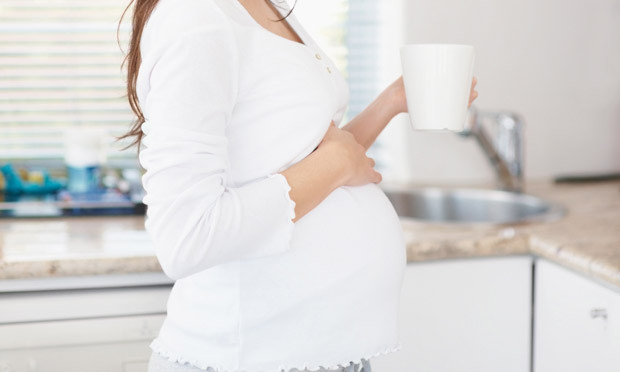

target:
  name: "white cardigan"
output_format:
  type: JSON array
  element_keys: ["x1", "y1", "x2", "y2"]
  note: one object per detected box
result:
[{"x1": 137, "y1": 0, "x2": 407, "y2": 371}]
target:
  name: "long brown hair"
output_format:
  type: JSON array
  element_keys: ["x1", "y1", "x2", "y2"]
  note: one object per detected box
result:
[{"x1": 116, "y1": 0, "x2": 296, "y2": 156}]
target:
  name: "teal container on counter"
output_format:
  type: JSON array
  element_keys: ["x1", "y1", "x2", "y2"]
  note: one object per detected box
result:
[{"x1": 66, "y1": 164, "x2": 101, "y2": 192}]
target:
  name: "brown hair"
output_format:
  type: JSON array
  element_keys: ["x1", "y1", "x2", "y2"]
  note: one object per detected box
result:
[{"x1": 116, "y1": 0, "x2": 296, "y2": 156}]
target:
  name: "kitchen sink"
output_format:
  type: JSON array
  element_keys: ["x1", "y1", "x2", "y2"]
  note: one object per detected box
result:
[{"x1": 382, "y1": 187, "x2": 566, "y2": 225}]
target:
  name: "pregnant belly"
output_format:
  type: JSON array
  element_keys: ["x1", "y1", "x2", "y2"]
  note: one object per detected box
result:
[
  {"x1": 232, "y1": 183, "x2": 406, "y2": 354},
  {"x1": 236, "y1": 182, "x2": 406, "y2": 323},
  {"x1": 290, "y1": 182, "x2": 407, "y2": 279}
]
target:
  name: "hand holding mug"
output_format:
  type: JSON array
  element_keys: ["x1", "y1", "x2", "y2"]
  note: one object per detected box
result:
[
  {"x1": 400, "y1": 43, "x2": 477, "y2": 131},
  {"x1": 386, "y1": 74, "x2": 479, "y2": 115},
  {"x1": 468, "y1": 76, "x2": 478, "y2": 108}
]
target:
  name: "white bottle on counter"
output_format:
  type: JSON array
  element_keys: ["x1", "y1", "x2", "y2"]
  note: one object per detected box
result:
[{"x1": 63, "y1": 127, "x2": 108, "y2": 193}]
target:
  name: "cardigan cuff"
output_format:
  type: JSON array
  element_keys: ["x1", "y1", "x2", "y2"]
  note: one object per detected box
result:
[{"x1": 267, "y1": 172, "x2": 297, "y2": 221}]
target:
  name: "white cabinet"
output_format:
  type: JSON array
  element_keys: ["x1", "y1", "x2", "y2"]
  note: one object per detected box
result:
[
  {"x1": 534, "y1": 259, "x2": 620, "y2": 372},
  {"x1": 0, "y1": 314, "x2": 165, "y2": 372},
  {"x1": 0, "y1": 283, "x2": 171, "y2": 372},
  {"x1": 372, "y1": 256, "x2": 533, "y2": 372}
]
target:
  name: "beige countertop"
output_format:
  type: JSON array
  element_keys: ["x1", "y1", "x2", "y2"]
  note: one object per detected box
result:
[{"x1": 0, "y1": 178, "x2": 619, "y2": 289}]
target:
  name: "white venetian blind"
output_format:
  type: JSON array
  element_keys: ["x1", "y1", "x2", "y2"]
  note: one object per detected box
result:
[
  {"x1": 0, "y1": 0, "x2": 382, "y2": 163},
  {"x1": 0, "y1": 0, "x2": 134, "y2": 160}
]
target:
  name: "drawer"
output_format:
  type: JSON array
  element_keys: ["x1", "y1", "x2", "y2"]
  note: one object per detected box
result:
[{"x1": 0, "y1": 314, "x2": 166, "y2": 372}]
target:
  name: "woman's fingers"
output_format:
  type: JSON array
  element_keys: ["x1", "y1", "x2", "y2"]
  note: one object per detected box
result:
[
  {"x1": 373, "y1": 170, "x2": 382, "y2": 184},
  {"x1": 468, "y1": 89, "x2": 478, "y2": 108},
  {"x1": 366, "y1": 157, "x2": 381, "y2": 183},
  {"x1": 468, "y1": 77, "x2": 479, "y2": 108}
]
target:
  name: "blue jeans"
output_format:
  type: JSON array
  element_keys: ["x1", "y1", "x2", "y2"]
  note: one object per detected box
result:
[{"x1": 147, "y1": 351, "x2": 372, "y2": 372}]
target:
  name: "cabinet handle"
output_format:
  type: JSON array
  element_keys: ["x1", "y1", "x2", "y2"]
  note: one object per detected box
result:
[{"x1": 590, "y1": 308, "x2": 608, "y2": 320}]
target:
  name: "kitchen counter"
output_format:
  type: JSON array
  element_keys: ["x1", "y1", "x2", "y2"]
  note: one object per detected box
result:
[{"x1": 0, "y1": 178, "x2": 619, "y2": 290}]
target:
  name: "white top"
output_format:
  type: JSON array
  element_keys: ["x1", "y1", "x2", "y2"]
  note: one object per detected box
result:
[{"x1": 136, "y1": 0, "x2": 407, "y2": 371}]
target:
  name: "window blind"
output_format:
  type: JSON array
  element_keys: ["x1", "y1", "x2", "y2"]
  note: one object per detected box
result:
[
  {"x1": 0, "y1": 0, "x2": 134, "y2": 160},
  {"x1": 1, "y1": 0, "x2": 381, "y2": 163}
]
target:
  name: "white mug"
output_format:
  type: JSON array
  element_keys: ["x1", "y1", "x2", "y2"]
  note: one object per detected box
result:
[{"x1": 400, "y1": 43, "x2": 475, "y2": 132}]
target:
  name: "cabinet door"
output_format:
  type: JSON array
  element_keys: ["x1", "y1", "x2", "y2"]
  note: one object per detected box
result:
[
  {"x1": 534, "y1": 259, "x2": 620, "y2": 372},
  {"x1": 0, "y1": 314, "x2": 165, "y2": 372},
  {"x1": 372, "y1": 256, "x2": 533, "y2": 372}
]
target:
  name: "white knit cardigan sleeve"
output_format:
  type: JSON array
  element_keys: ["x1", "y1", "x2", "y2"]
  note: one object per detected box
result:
[{"x1": 137, "y1": 11, "x2": 297, "y2": 281}]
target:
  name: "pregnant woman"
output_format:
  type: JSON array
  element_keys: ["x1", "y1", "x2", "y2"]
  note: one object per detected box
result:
[{"x1": 118, "y1": 0, "x2": 478, "y2": 371}]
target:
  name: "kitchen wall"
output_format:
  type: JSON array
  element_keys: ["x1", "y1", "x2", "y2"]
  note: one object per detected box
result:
[{"x1": 379, "y1": 0, "x2": 620, "y2": 184}]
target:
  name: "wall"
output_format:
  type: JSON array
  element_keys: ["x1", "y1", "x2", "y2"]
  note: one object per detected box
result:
[{"x1": 378, "y1": 0, "x2": 620, "y2": 184}]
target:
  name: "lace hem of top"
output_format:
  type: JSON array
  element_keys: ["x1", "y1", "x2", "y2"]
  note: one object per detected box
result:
[{"x1": 149, "y1": 336, "x2": 401, "y2": 372}]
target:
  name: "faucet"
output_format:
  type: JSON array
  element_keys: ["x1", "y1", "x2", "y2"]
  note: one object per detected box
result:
[{"x1": 458, "y1": 106, "x2": 524, "y2": 193}]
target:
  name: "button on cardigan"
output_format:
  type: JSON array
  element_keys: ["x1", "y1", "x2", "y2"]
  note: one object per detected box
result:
[{"x1": 136, "y1": 0, "x2": 407, "y2": 371}]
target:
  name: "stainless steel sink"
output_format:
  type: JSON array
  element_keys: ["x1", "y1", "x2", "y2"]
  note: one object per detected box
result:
[
  {"x1": 380, "y1": 108, "x2": 567, "y2": 225},
  {"x1": 382, "y1": 187, "x2": 566, "y2": 225}
]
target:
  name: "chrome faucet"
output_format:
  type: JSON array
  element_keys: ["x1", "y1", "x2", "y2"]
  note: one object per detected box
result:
[{"x1": 458, "y1": 106, "x2": 525, "y2": 193}]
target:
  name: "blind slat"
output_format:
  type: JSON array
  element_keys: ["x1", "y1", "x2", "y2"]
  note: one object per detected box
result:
[
  {"x1": 1, "y1": 79, "x2": 125, "y2": 89},
  {"x1": 0, "y1": 92, "x2": 126, "y2": 100}
]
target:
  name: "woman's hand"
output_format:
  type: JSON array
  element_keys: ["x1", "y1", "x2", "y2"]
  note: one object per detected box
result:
[
  {"x1": 467, "y1": 76, "x2": 478, "y2": 108},
  {"x1": 318, "y1": 121, "x2": 382, "y2": 186},
  {"x1": 280, "y1": 120, "x2": 382, "y2": 221},
  {"x1": 385, "y1": 75, "x2": 480, "y2": 115}
]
